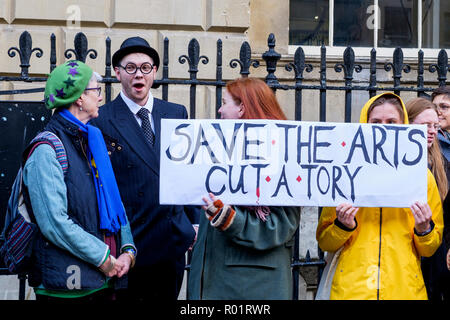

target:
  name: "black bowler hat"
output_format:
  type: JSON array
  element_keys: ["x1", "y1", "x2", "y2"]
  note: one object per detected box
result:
[{"x1": 112, "y1": 37, "x2": 160, "y2": 70}]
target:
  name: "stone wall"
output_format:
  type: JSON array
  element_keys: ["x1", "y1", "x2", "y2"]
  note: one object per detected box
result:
[{"x1": 0, "y1": 0, "x2": 442, "y2": 117}]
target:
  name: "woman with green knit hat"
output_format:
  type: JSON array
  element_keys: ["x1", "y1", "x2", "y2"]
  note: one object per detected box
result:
[{"x1": 22, "y1": 60, "x2": 136, "y2": 300}]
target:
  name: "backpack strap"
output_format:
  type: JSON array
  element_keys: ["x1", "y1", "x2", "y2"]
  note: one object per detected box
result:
[
  {"x1": 0, "y1": 131, "x2": 67, "y2": 274},
  {"x1": 15, "y1": 131, "x2": 68, "y2": 225},
  {"x1": 25, "y1": 131, "x2": 68, "y2": 175}
]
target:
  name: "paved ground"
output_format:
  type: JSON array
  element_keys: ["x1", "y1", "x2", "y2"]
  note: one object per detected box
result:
[
  {"x1": 0, "y1": 274, "x2": 35, "y2": 300},
  {"x1": 0, "y1": 272, "x2": 188, "y2": 300},
  {"x1": 0, "y1": 271, "x2": 317, "y2": 300}
]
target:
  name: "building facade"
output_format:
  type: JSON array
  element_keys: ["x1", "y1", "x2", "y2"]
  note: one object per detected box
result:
[{"x1": 0, "y1": 0, "x2": 449, "y2": 300}]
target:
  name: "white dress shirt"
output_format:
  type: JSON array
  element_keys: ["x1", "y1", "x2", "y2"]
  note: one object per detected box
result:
[{"x1": 120, "y1": 91, "x2": 155, "y2": 133}]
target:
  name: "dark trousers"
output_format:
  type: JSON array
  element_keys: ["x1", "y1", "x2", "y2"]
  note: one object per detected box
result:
[
  {"x1": 422, "y1": 243, "x2": 450, "y2": 301},
  {"x1": 115, "y1": 256, "x2": 186, "y2": 301}
]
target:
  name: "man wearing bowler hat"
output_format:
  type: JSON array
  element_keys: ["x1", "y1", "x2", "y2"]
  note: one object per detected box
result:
[{"x1": 91, "y1": 37, "x2": 199, "y2": 300}]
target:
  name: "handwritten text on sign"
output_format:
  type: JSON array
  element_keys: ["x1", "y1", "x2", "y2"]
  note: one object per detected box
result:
[{"x1": 160, "y1": 119, "x2": 427, "y2": 207}]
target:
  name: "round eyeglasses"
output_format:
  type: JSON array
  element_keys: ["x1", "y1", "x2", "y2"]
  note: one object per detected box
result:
[
  {"x1": 436, "y1": 104, "x2": 450, "y2": 113},
  {"x1": 426, "y1": 123, "x2": 441, "y2": 131},
  {"x1": 119, "y1": 62, "x2": 154, "y2": 75},
  {"x1": 85, "y1": 87, "x2": 102, "y2": 97}
]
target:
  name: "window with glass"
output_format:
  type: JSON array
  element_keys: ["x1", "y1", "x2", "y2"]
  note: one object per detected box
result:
[{"x1": 289, "y1": 0, "x2": 450, "y2": 49}]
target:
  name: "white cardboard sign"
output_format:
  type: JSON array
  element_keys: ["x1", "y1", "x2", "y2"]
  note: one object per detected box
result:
[{"x1": 160, "y1": 119, "x2": 427, "y2": 207}]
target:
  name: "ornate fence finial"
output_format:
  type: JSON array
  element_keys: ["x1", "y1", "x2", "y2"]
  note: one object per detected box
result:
[
  {"x1": 229, "y1": 41, "x2": 259, "y2": 77},
  {"x1": 179, "y1": 38, "x2": 209, "y2": 78},
  {"x1": 179, "y1": 38, "x2": 208, "y2": 119},
  {"x1": 262, "y1": 33, "x2": 281, "y2": 86},
  {"x1": 334, "y1": 46, "x2": 362, "y2": 84},
  {"x1": 64, "y1": 32, "x2": 97, "y2": 62},
  {"x1": 334, "y1": 47, "x2": 362, "y2": 122},
  {"x1": 384, "y1": 47, "x2": 410, "y2": 93},
  {"x1": 429, "y1": 49, "x2": 448, "y2": 87},
  {"x1": 285, "y1": 46, "x2": 313, "y2": 121},
  {"x1": 285, "y1": 46, "x2": 313, "y2": 81},
  {"x1": 8, "y1": 31, "x2": 43, "y2": 78}
]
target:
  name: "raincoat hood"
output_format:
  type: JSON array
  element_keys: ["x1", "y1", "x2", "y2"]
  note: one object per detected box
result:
[{"x1": 359, "y1": 92, "x2": 409, "y2": 124}]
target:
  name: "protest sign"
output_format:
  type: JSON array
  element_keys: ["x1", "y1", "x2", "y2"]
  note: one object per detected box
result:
[{"x1": 160, "y1": 119, "x2": 427, "y2": 207}]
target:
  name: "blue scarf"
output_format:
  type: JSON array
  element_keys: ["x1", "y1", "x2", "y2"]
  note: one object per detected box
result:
[{"x1": 59, "y1": 109, "x2": 127, "y2": 235}]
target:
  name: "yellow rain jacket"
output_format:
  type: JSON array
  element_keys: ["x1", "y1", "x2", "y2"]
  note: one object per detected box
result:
[{"x1": 316, "y1": 93, "x2": 444, "y2": 300}]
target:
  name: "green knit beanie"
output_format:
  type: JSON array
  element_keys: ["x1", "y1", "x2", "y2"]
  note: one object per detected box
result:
[{"x1": 44, "y1": 60, "x2": 93, "y2": 110}]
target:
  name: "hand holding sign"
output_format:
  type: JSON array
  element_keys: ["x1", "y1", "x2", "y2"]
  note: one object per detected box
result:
[
  {"x1": 410, "y1": 201, "x2": 432, "y2": 234},
  {"x1": 335, "y1": 203, "x2": 359, "y2": 229},
  {"x1": 202, "y1": 192, "x2": 236, "y2": 231},
  {"x1": 203, "y1": 193, "x2": 222, "y2": 220}
]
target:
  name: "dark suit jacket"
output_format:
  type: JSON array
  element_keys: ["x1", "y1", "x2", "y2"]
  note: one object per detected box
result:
[{"x1": 90, "y1": 95, "x2": 198, "y2": 267}]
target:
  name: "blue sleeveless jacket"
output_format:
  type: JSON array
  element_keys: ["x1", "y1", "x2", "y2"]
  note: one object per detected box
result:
[{"x1": 26, "y1": 113, "x2": 124, "y2": 290}]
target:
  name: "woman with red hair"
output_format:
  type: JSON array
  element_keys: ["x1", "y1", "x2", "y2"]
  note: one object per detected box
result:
[
  {"x1": 187, "y1": 77, "x2": 300, "y2": 300},
  {"x1": 221, "y1": 77, "x2": 287, "y2": 120}
]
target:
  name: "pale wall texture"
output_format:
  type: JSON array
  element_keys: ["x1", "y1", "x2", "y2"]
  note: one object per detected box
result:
[{"x1": 0, "y1": 0, "x2": 442, "y2": 117}]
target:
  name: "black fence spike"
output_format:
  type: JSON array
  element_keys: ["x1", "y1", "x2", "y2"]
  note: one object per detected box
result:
[
  {"x1": 50, "y1": 33, "x2": 56, "y2": 72},
  {"x1": 229, "y1": 41, "x2": 259, "y2": 77},
  {"x1": 8, "y1": 31, "x2": 43, "y2": 78},
  {"x1": 369, "y1": 48, "x2": 377, "y2": 98},
  {"x1": 417, "y1": 50, "x2": 425, "y2": 97},
  {"x1": 179, "y1": 38, "x2": 209, "y2": 77},
  {"x1": 104, "y1": 36, "x2": 112, "y2": 102},
  {"x1": 334, "y1": 46, "x2": 362, "y2": 83},
  {"x1": 285, "y1": 46, "x2": 313, "y2": 121},
  {"x1": 160, "y1": 37, "x2": 169, "y2": 98},
  {"x1": 384, "y1": 47, "x2": 410, "y2": 95},
  {"x1": 178, "y1": 38, "x2": 208, "y2": 119},
  {"x1": 334, "y1": 47, "x2": 362, "y2": 122},
  {"x1": 319, "y1": 45, "x2": 327, "y2": 122},
  {"x1": 216, "y1": 39, "x2": 223, "y2": 118},
  {"x1": 285, "y1": 46, "x2": 313, "y2": 81},
  {"x1": 429, "y1": 49, "x2": 448, "y2": 87},
  {"x1": 64, "y1": 32, "x2": 97, "y2": 63}
]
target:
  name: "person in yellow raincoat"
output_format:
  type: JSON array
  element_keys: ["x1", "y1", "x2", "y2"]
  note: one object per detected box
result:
[{"x1": 316, "y1": 92, "x2": 444, "y2": 300}]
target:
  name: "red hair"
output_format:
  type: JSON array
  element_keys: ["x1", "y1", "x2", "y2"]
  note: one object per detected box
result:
[{"x1": 226, "y1": 77, "x2": 287, "y2": 120}]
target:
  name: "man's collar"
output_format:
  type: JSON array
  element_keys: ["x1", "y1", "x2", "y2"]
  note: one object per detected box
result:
[{"x1": 120, "y1": 91, "x2": 154, "y2": 115}]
